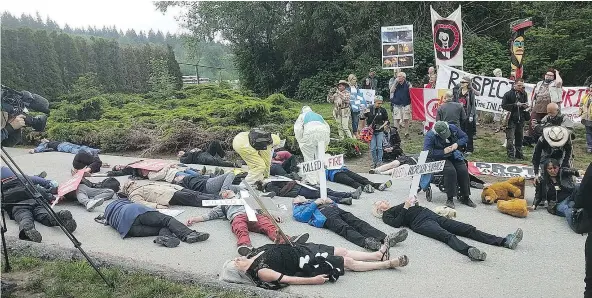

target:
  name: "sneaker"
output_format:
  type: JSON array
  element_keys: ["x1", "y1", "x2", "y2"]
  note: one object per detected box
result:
[
  {"x1": 467, "y1": 247, "x2": 487, "y2": 261},
  {"x1": 364, "y1": 237, "x2": 382, "y2": 251},
  {"x1": 237, "y1": 245, "x2": 253, "y2": 256},
  {"x1": 459, "y1": 196, "x2": 477, "y2": 208},
  {"x1": 184, "y1": 231, "x2": 210, "y2": 243},
  {"x1": 503, "y1": 228, "x2": 523, "y2": 249},
  {"x1": 338, "y1": 197, "x2": 353, "y2": 205},
  {"x1": 351, "y1": 187, "x2": 363, "y2": 200},
  {"x1": 262, "y1": 191, "x2": 276, "y2": 198},
  {"x1": 369, "y1": 169, "x2": 377, "y2": 174},
  {"x1": 23, "y1": 228, "x2": 42, "y2": 243},
  {"x1": 387, "y1": 229, "x2": 408, "y2": 247},
  {"x1": 154, "y1": 235, "x2": 180, "y2": 248},
  {"x1": 289, "y1": 233, "x2": 309, "y2": 244},
  {"x1": 85, "y1": 198, "x2": 105, "y2": 211},
  {"x1": 425, "y1": 187, "x2": 432, "y2": 202},
  {"x1": 378, "y1": 180, "x2": 392, "y2": 191},
  {"x1": 214, "y1": 167, "x2": 224, "y2": 176},
  {"x1": 37, "y1": 171, "x2": 47, "y2": 178},
  {"x1": 363, "y1": 184, "x2": 374, "y2": 193},
  {"x1": 446, "y1": 198, "x2": 455, "y2": 209},
  {"x1": 200, "y1": 166, "x2": 207, "y2": 175}
]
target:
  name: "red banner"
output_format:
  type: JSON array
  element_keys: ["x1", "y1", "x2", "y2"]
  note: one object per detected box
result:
[{"x1": 57, "y1": 170, "x2": 85, "y2": 197}]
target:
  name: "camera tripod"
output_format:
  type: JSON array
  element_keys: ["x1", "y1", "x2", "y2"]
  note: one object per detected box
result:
[{"x1": 1, "y1": 147, "x2": 113, "y2": 287}]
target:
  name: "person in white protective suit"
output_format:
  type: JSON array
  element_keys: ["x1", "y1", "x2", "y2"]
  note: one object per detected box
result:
[
  {"x1": 294, "y1": 106, "x2": 331, "y2": 185},
  {"x1": 232, "y1": 130, "x2": 281, "y2": 186}
]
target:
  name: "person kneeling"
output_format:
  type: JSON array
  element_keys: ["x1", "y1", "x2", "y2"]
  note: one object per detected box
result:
[
  {"x1": 373, "y1": 198, "x2": 523, "y2": 261},
  {"x1": 424, "y1": 121, "x2": 475, "y2": 208},
  {"x1": 219, "y1": 242, "x2": 408, "y2": 289},
  {"x1": 96, "y1": 199, "x2": 209, "y2": 248}
]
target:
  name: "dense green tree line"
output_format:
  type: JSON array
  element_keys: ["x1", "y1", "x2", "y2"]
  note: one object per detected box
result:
[
  {"x1": 157, "y1": 1, "x2": 592, "y2": 101},
  {"x1": 0, "y1": 11, "x2": 238, "y2": 80},
  {"x1": 0, "y1": 26, "x2": 183, "y2": 100}
]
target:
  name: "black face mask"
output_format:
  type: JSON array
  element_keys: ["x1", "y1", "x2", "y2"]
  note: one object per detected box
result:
[{"x1": 544, "y1": 78, "x2": 553, "y2": 83}]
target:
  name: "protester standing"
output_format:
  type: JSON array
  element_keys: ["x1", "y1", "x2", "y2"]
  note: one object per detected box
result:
[
  {"x1": 329, "y1": 80, "x2": 353, "y2": 139},
  {"x1": 436, "y1": 91, "x2": 466, "y2": 127},
  {"x1": 362, "y1": 68, "x2": 378, "y2": 91},
  {"x1": 424, "y1": 66, "x2": 436, "y2": 85},
  {"x1": 530, "y1": 69, "x2": 563, "y2": 135},
  {"x1": 364, "y1": 96, "x2": 389, "y2": 168},
  {"x1": 579, "y1": 84, "x2": 592, "y2": 153},
  {"x1": 389, "y1": 71, "x2": 412, "y2": 138},
  {"x1": 452, "y1": 76, "x2": 477, "y2": 154},
  {"x1": 347, "y1": 74, "x2": 366, "y2": 138},
  {"x1": 501, "y1": 78, "x2": 529, "y2": 160},
  {"x1": 294, "y1": 106, "x2": 331, "y2": 185}
]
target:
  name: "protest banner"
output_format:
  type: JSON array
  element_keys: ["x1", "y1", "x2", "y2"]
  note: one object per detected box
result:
[
  {"x1": 409, "y1": 88, "x2": 448, "y2": 132},
  {"x1": 128, "y1": 159, "x2": 172, "y2": 171},
  {"x1": 467, "y1": 161, "x2": 535, "y2": 179},
  {"x1": 381, "y1": 25, "x2": 414, "y2": 69},
  {"x1": 431, "y1": 6, "x2": 463, "y2": 67},
  {"x1": 436, "y1": 64, "x2": 587, "y2": 120}
]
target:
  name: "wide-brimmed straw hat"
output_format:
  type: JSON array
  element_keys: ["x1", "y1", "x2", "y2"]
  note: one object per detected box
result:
[
  {"x1": 337, "y1": 80, "x2": 349, "y2": 87},
  {"x1": 543, "y1": 126, "x2": 570, "y2": 147}
]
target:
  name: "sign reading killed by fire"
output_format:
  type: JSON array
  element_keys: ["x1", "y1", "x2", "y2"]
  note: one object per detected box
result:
[{"x1": 381, "y1": 25, "x2": 414, "y2": 69}]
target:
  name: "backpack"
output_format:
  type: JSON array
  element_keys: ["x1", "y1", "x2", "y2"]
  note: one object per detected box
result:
[{"x1": 249, "y1": 129, "x2": 273, "y2": 150}]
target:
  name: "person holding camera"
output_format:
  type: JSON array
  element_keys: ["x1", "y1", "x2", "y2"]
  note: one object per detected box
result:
[
  {"x1": 530, "y1": 69, "x2": 563, "y2": 136},
  {"x1": 1, "y1": 86, "x2": 50, "y2": 146},
  {"x1": 501, "y1": 78, "x2": 529, "y2": 160}
]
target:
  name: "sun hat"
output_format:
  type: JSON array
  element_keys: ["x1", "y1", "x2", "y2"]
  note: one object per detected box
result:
[
  {"x1": 337, "y1": 80, "x2": 348, "y2": 87},
  {"x1": 543, "y1": 126, "x2": 570, "y2": 147}
]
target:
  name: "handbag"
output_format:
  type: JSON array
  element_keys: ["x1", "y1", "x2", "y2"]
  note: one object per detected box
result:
[
  {"x1": 571, "y1": 208, "x2": 592, "y2": 234},
  {"x1": 359, "y1": 106, "x2": 375, "y2": 143}
]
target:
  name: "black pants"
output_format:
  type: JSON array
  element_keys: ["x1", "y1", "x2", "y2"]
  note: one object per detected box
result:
[
  {"x1": 586, "y1": 234, "x2": 592, "y2": 297},
  {"x1": 442, "y1": 159, "x2": 470, "y2": 198},
  {"x1": 169, "y1": 189, "x2": 218, "y2": 207},
  {"x1": 181, "y1": 141, "x2": 235, "y2": 167},
  {"x1": 320, "y1": 206, "x2": 386, "y2": 249},
  {"x1": 506, "y1": 121, "x2": 525, "y2": 157},
  {"x1": 11, "y1": 200, "x2": 57, "y2": 239},
  {"x1": 270, "y1": 156, "x2": 298, "y2": 176},
  {"x1": 333, "y1": 170, "x2": 379, "y2": 189},
  {"x1": 412, "y1": 215, "x2": 504, "y2": 256},
  {"x1": 127, "y1": 211, "x2": 193, "y2": 240},
  {"x1": 464, "y1": 120, "x2": 476, "y2": 152},
  {"x1": 298, "y1": 187, "x2": 351, "y2": 202}
]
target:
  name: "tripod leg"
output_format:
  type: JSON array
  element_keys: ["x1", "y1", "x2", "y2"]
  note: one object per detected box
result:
[{"x1": 1, "y1": 209, "x2": 12, "y2": 273}]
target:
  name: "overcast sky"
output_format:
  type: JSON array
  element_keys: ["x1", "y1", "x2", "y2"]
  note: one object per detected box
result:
[{"x1": 2, "y1": 0, "x2": 185, "y2": 34}]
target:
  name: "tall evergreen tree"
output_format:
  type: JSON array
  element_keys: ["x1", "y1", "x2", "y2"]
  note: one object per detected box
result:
[{"x1": 166, "y1": 44, "x2": 183, "y2": 90}]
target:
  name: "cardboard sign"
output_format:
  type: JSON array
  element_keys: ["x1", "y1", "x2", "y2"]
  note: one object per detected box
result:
[
  {"x1": 201, "y1": 192, "x2": 258, "y2": 222},
  {"x1": 325, "y1": 154, "x2": 344, "y2": 170},
  {"x1": 299, "y1": 160, "x2": 323, "y2": 174},
  {"x1": 128, "y1": 159, "x2": 172, "y2": 171},
  {"x1": 391, "y1": 160, "x2": 445, "y2": 179},
  {"x1": 57, "y1": 170, "x2": 85, "y2": 197}
]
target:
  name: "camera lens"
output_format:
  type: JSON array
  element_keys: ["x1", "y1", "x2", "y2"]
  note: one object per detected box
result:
[{"x1": 24, "y1": 114, "x2": 48, "y2": 132}]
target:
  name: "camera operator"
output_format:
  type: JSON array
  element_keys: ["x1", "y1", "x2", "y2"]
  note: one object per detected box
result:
[{"x1": 1, "y1": 85, "x2": 50, "y2": 147}]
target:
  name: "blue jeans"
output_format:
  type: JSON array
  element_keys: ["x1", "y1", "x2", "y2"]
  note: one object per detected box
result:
[
  {"x1": 58, "y1": 142, "x2": 100, "y2": 155},
  {"x1": 351, "y1": 111, "x2": 360, "y2": 133},
  {"x1": 556, "y1": 195, "x2": 577, "y2": 229},
  {"x1": 586, "y1": 125, "x2": 592, "y2": 151},
  {"x1": 370, "y1": 132, "x2": 384, "y2": 165}
]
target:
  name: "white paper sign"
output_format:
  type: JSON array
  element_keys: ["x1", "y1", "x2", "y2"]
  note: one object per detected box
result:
[
  {"x1": 299, "y1": 160, "x2": 323, "y2": 174},
  {"x1": 325, "y1": 154, "x2": 344, "y2": 170},
  {"x1": 157, "y1": 209, "x2": 185, "y2": 217},
  {"x1": 391, "y1": 160, "x2": 445, "y2": 179}
]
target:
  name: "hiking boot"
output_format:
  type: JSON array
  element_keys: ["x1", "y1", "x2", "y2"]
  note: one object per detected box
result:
[
  {"x1": 425, "y1": 186, "x2": 432, "y2": 202},
  {"x1": 446, "y1": 198, "x2": 455, "y2": 209},
  {"x1": 184, "y1": 231, "x2": 210, "y2": 243},
  {"x1": 386, "y1": 229, "x2": 408, "y2": 247},
  {"x1": 23, "y1": 228, "x2": 42, "y2": 243},
  {"x1": 503, "y1": 228, "x2": 523, "y2": 250},
  {"x1": 56, "y1": 210, "x2": 73, "y2": 221},
  {"x1": 364, "y1": 238, "x2": 382, "y2": 251},
  {"x1": 363, "y1": 184, "x2": 374, "y2": 193},
  {"x1": 154, "y1": 235, "x2": 180, "y2": 248},
  {"x1": 85, "y1": 198, "x2": 105, "y2": 211},
  {"x1": 459, "y1": 196, "x2": 477, "y2": 208},
  {"x1": 515, "y1": 151, "x2": 525, "y2": 160},
  {"x1": 56, "y1": 210, "x2": 77, "y2": 233},
  {"x1": 237, "y1": 245, "x2": 253, "y2": 256},
  {"x1": 289, "y1": 233, "x2": 309, "y2": 244},
  {"x1": 351, "y1": 187, "x2": 363, "y2": 200},
  {"x1": 37, "y1": 171, "x2": 47, "y2": 178},
  {"x1": 467, "y1": 247, "x2": 487, "y2": 261},
  {"x1": 378, "y1": 180, "x2": 392, "y2": 191},
  {"x1": 338, "y1": 197, "x2": 353, "y2": 205}
]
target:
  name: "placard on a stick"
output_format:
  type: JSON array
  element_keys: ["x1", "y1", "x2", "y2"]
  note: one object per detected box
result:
[
  {"x1": 53, "y1": 170, "x2": 86, "y2": 207},
  {"x1": 391, "y1": 151, "x2": 444, "y2": 203},
  {"x1": 201, "y1": 193, "x2": 258, "y2": 221},
  {"x1": 296, "y1": 144, "x2": 340, "y2": 200}
]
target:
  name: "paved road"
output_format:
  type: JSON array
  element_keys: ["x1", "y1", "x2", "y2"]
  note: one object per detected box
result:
[{"x1": 2, "y1": 148, "x2": 586, "y2": 298}]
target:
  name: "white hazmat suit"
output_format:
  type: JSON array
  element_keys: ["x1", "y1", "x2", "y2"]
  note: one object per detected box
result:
[{"x1": 294, "y1": 106, "x2": 331, "y2": 185}]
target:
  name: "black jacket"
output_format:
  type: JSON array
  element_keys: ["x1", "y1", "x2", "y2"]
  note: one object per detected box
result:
[
  {"x1": 501, "y1": 89, "x2": 529, "y2": 122},
  {"x1": 452, "y1": 85, "x2": 477, "y2": 119},
  {"x1": 533, "y1": 167, "x2": 579, "y2": 209},
  {"x1": 72, "y1": 151, "x2": 102, "y2": 173},
  {"x1": 382, "y1": 203, "x2": 432, "y2": 228},
  {"x1": 364, "y1": 106, "x2": 389, "y2": 133},
  {"x1": 264, "y1": 181, "x2": 301, "y2": 197},
  {"x1": 532, "y1": 138, "x2": 572, "y2": 175},
  {"x1": 574, "y1": 162, "x2": 592, "y2": 210}
]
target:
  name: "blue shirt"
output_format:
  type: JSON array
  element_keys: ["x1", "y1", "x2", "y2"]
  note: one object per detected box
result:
[{"x1": 104, "y1": 199, "x2": 153, "y2": 238}]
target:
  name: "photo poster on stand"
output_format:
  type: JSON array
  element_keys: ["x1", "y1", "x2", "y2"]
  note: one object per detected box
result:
[{"x1": 381, "y1": 25, "x2": 415, "y2": 69}]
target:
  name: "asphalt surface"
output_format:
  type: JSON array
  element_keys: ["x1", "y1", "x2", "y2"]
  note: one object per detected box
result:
[{"x1": 2, "y1": 147, "x2": 586, "y2": 298}]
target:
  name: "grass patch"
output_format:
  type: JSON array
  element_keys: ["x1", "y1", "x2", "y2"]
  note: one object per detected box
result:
[{"x1": 2, "y1": 256, "x2": 247, "y2": 298}]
